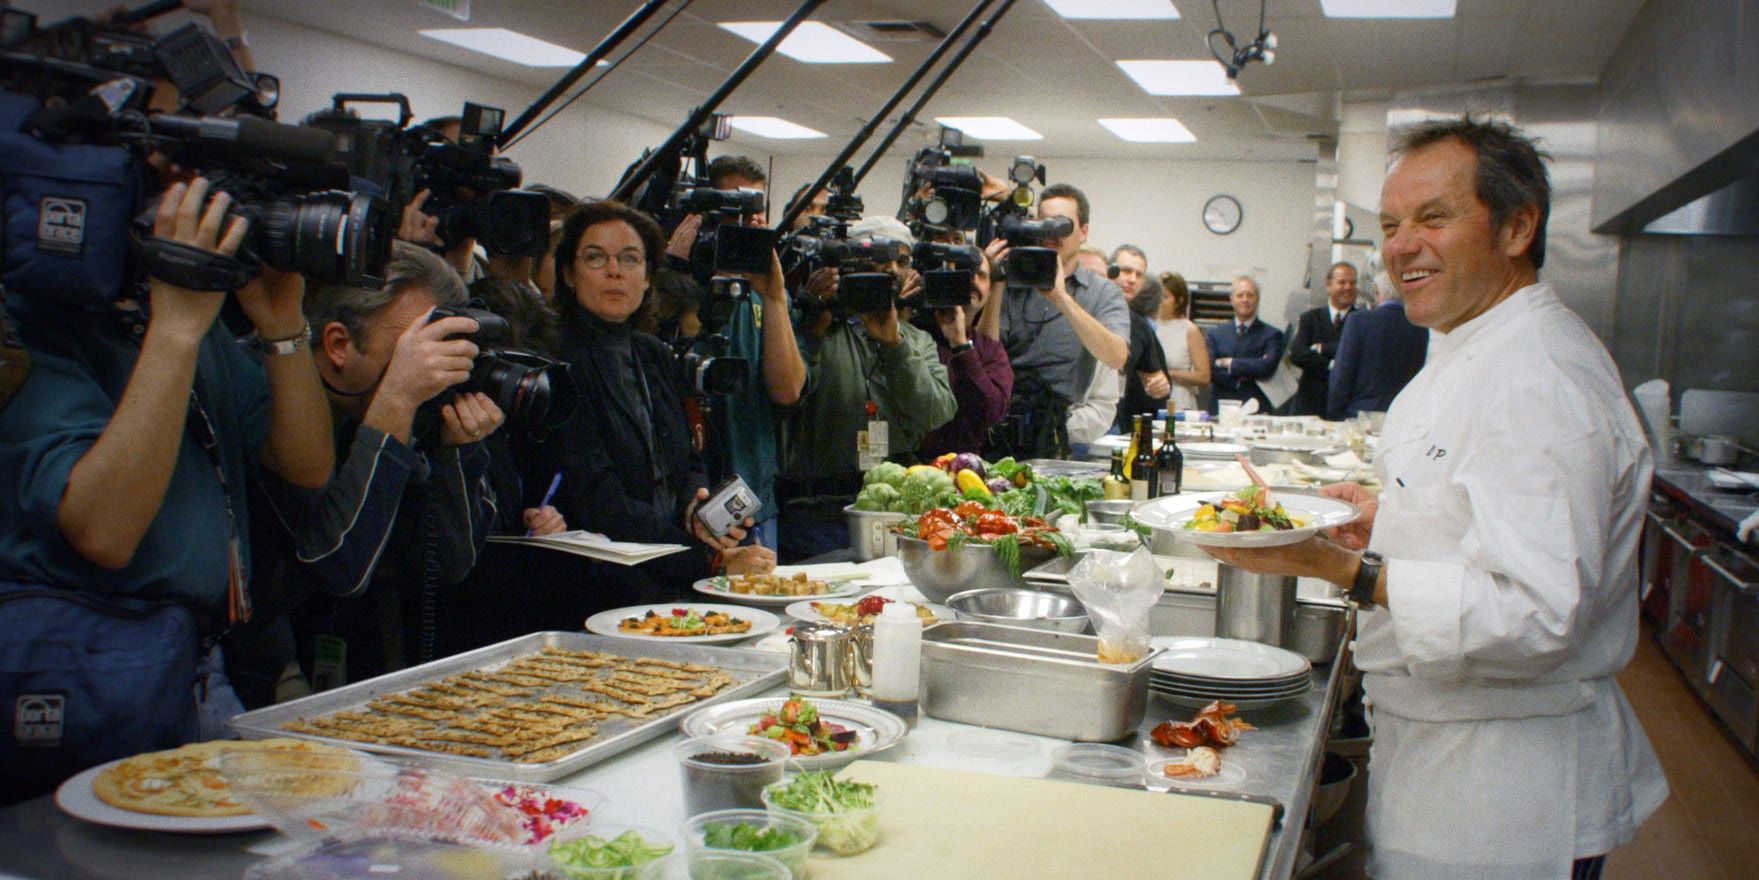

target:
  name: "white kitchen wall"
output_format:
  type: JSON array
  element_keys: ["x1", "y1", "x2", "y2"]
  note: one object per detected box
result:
[{"x1": 762, "y1": 154, "x2": 1319, "y2": 326}]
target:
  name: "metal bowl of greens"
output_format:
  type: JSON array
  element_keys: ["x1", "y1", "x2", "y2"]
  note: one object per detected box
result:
[{"x1": 894, "y1": 535, "x2": 1060, "y2": 603}]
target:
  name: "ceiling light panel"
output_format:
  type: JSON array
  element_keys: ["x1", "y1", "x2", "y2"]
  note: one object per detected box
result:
[
  {"x1": 1043, "y1": 0, "x2": 1179, "y2": 19},
  {"x1": 1320, "y1": 0, "x2": 1456, "y2": 18},
  {"x1": 419, "y1": 28, "x2": 586, "y2": 67},
  {"x1": 934, "y1": 117, "x2": 1043, "y2": 140},
  {"x1": 728, "y1": 116, "x2": 827, "y2": 139},
  {"x1": 1115, "y1": 60, "x2": 1240, "y2": 95},
  {"x1": 1098, "y1": 117, "x2": 1196, "y2": 143},
  {"x1": 718, "y1": 22, "x2": 892, "y2": 64}
]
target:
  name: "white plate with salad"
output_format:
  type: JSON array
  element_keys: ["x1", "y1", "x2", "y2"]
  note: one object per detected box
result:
[
  {"x1": 679, "y1": 696, "x2": 906, "y2": 770},
  {"x1": 583, "y1": 604, "x2": 780, "y2": 644},
  {"x1": 782, "y1": 592, "x2": 950, "y2": 628},
  {"x1": 691, "y1": 567, "x2": 870, "y2": 607},
  {"x1": 1131, "y1": 487, "x2": 1360, "y2": 548}
]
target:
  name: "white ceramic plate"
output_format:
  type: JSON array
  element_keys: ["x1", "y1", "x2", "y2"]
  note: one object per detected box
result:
[
  {"x1": 1150, "y1": 636, "x2": 1312, "y2": 681},
  {"x1": 1179, "y1": 441, "x2": 1251, "y2": 459},
  {"x1": 55, "y1": 759, "x2": 271, "y2": 834},
  {"x1": 1130, "y1": 491, "x2": 1360, "y2": 548},
  {"x1": 677, "y1": 698, "x2": 906, "y2": 770},
  {"x1": 782, "y1": 595, "x2": 950, "y2": 627},
  {"x1": 1152, "y1": 689, "x2": 1305, "y2": 712},
  {"x1": 1149, "y1": 680, "x2": 1312, "y2": 701},
  {"x1": 583, "y1": 604, "x2": 780, "y2": 645},
  {"x1": 691, "y1": 574, "x2": 867, "y2": 607},
  {"x1": 1149, "y1": 674, "x2": 1312, "y2": 693}
]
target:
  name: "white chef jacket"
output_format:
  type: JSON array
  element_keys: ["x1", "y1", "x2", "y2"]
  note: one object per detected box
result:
[{"x1": 1356, "y1": 282, "x2": 1668, "y2": 879}]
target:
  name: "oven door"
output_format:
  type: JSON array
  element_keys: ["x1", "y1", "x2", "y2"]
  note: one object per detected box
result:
[
  {"x1": 1706, "y1": 549, "x2": 1759, "y2": 753},
  {"x1": 1662, "y1": 519, "x2": 1715, "y2": 688}
]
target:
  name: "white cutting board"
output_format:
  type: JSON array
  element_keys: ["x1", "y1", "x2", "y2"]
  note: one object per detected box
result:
[
  {"x1": 805, "y1": 760, "x2": 1277, "y2": 880},
  {"x1": 1679, "y1": 389, "x2": 1759, "y2": 446}
]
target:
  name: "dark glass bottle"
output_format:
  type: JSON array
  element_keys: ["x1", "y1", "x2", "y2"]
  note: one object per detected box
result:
[
  {"x1": 1157, "y1": 423, "x2": 1183, "y2": 496},
  {"x1": 1130, "y1": 415, "x2": 1158, "y2": 502}
]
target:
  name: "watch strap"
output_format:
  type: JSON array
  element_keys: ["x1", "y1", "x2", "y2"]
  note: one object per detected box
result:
[
  {"x1": 247, "y1": 322, "x2": 311, "y2": 356},
  {"x1": 1349, "y1": 551, "x2": 1383, "y2": 606}
]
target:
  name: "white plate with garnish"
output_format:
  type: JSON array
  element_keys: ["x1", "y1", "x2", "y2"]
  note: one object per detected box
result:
[
  {"x1": 1131, "y1": 491, "x2": 1359, "y2": 548},
  {"x1": 584, "y1": 604, "x2": 780, "y2": 644}
]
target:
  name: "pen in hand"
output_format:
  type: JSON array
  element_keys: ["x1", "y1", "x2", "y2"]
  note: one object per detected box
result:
[{"x1": 527, "y1": 471, "x2": 563, "y2": 537}]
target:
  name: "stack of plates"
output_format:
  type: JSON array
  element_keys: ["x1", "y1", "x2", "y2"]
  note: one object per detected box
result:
[{"x1": 1148, "y1": 636, "x2": 1312, "y2": 711}]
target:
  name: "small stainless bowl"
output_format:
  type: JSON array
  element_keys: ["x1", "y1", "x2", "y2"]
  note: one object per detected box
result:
[
  {"x1": 944, "y1": 588, "x2": 1090, "y2": 634},
  {"x1": 1084, "y1": 499, "x2": 1136, "y2": 526}
]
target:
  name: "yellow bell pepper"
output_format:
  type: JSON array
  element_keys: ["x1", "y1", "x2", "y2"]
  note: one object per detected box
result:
[{"x1": 955, "y1": 469, "x2": 991, "y2": 498}]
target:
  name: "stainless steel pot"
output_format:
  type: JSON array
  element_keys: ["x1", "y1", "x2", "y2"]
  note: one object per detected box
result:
[{"x1": 843, "y1": 504, "x2": 907, "y2": 561}]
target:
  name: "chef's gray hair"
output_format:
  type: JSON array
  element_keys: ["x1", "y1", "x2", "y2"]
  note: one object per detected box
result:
[
  {"x1": 304, "y1": 242, "x2": 467, "y2": 349},
  {"x1": 1391, "y1": 115, "x2": 1552, "y2": 270}
]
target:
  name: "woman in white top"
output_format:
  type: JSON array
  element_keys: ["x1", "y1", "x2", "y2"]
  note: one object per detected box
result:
[{"x1": 1153, "y1": 272, "x2": 1211, "y2": 411}]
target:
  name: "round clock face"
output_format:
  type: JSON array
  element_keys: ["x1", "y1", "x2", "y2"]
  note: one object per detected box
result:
[{"x1": 1204, "y1": 195, "x2": 1243, "y2": 235}]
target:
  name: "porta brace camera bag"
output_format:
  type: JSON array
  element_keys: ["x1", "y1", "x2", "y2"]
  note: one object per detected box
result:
[{"x1": 1, "y1": 89, "x2": 141, "y2": 306}]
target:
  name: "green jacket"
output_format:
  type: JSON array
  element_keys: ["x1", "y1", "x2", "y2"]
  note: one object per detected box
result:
[{"x1": 780, "y1": 317, "x2": 956, "y2": 487}]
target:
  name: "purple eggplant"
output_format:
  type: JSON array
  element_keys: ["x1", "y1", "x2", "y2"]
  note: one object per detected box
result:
[{"x1": 951, "y1": 452, "x2": 986, "y2": 477}]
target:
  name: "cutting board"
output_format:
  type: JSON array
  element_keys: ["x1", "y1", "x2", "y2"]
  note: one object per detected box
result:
[{"x1": 805, "y1": 760, "x2": 1277, "y2": 880}]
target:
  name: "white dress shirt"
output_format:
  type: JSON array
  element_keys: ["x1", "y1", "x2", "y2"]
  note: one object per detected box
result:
[{"x1": 1356, "y1": 282, "x2": 1668, "y2": 878}]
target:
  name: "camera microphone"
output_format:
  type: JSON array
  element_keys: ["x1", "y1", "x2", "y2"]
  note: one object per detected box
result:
[{"x1": 147, "y1": 114, "x2": 337, "y2": 165}]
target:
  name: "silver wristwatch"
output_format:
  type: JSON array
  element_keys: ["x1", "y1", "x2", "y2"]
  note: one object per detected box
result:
[{"x1": 247, "y1": 323, "x2": 310, "y2": 356}]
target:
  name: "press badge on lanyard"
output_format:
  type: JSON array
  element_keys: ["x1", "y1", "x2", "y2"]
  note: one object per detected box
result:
[
  {"x1": 188, "y1": 390, "x2": 251, "y2": 625},
  {"x1": 857, "y1": 399, "x2": 889, "y2": 470}
]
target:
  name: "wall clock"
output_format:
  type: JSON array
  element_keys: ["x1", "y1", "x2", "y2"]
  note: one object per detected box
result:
[{"x1": 1203, "y1": 195, "x2": 1243, "y2": 235}]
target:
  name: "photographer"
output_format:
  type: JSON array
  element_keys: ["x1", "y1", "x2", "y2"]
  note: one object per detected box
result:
[
  {"x1": 917, "y1": 248, "x2": 1013, "y2": 459},
  {"x1": 989, "y1": 183, "x2": 1130, "y2": 457},
  {"x1": 531, "y1": 200, "x2": 773, "y2": 602},
  {"x1": 231, "y1": 242, "x2": 500, "y2": 698},
  {"x1": 777, "y1": 216, "x2": 956, "y2": 560},
  {"x1": 0, "y1": 179, "x2": 333, "y2": 792}
]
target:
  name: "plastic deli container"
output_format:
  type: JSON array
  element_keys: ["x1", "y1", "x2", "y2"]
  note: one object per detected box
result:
[
  {"x1": 680, "y1": 808, "x2": 816, "y2": 880},
  {"x1": 675, "y1": 735, "x2": 791, "y2": 816}
]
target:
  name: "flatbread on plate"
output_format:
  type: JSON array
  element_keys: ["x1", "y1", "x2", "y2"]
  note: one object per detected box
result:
[{"x1": 92, "y1": 737, "x2": 349, "y2": 817}]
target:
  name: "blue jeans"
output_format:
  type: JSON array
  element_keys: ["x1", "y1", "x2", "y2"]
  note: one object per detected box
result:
[{"x1": 195, "y1": 645, "x2": 245, "y2": 741}]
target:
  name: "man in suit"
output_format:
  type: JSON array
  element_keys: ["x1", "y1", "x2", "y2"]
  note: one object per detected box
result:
[
  {"x1": 1327, "y1": 269, "x2": 1429, "y2": 420},
  {"x1": 1287, "y1": 262, "x2": 1361, "y2": 415},
  {"x1": 1204, "y1": 276, "x2": 1285, "y2": 414}
]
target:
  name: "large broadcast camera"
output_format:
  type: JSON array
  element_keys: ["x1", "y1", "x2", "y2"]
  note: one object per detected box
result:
[
  {"x1": 976, "y1": 155, "x2": 1067, "y2": 291},
  {"x1": 426, "y1": 305, "x2": 576, "y2": 433},
  {"x1": 911, "y1": 241, "x2": 982, "y2": 311},
  {"x1": 305, "y1": 94, "x2": 549, "y2": 258},
  {"x1": 0, "y1": 7, "x2": 396, "y2": 304},
  {"x1": 781, "y1": 165, "x2": 863, "y2": 283},
  {"x1": 829, "y1": 236, "x2": 910, "y2": 316}
]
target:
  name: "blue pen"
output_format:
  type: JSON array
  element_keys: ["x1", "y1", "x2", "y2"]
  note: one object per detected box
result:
[{"x1": 527, "y1": 471, "x2": 563, "y2": 536}]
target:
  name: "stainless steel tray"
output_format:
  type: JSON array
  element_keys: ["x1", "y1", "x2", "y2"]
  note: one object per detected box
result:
[
  {"x1": 921, "y1": 622, "x2": 1160, "y2": 742},
  {"x1": 230, "y1": 631, "x2": 786, "y2": 783},
  {"x1": 1022, "y1": 458, "x2": 1109, "y2": 478}
]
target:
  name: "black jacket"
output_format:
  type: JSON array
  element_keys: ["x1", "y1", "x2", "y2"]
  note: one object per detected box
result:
[
  {"x1": 1116, "y1": 312, "x2": 1170, "y2": 431},
  {"x1": 530, "y1": 301, "x2": 710, "y2": 594},
  {"x1": 1287, "y1": 305, "x2": 1357, "y2": 416}
]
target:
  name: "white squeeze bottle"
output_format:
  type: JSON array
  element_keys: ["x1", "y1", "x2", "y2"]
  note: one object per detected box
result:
[{"x1": 869, "y1": 601, "x2": 921, "y2": 727}]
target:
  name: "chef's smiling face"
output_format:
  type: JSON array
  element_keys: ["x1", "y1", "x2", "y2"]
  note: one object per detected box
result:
[
  {"x1": 1378, "y1": 138, "x2": 1540, "y2": 333},
  {"x1": 566, "y1": 219, "x2": 648, "y2": 324}
]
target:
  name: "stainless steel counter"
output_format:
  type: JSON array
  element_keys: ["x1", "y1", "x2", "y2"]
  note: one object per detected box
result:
[
  {"x1": 1654, "y1": 465, "x2": 1759, "y2": 537},
  {"x1": 0, "y1": 628, "x2": 1348, "y2": 880}
]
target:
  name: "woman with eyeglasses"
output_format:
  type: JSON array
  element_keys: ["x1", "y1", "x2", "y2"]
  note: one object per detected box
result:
[{"x1": 529, "y1": 201, "x2": 773, "y2": 604}]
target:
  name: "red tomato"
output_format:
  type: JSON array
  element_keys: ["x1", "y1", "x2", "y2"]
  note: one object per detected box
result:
[
  {"x1": 953, "y1": 500, "x2": 986, "y2": 519},
  {"x1": 918, "y1": 508, "x2": 956, "y2": 533},
  {"x1": 975, "y1": 511, "x2": 1018, "y2": 535}
]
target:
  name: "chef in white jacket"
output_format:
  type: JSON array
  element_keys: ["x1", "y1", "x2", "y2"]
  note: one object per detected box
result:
[{"x1": 1207, "y1": 117, "x2": 1667, "y2": 879}]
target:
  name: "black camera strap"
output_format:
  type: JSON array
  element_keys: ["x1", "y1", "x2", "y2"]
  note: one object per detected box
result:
[{"x1": 136, "y1": 237, "x2": 260, "y2": 292}]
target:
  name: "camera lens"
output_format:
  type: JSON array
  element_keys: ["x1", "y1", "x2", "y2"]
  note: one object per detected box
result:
[
  {"x1": 255, "y1": 191, "x2": 394, "y2": 288},
  {"x1": 469, "y1": 352, "x2": 577, "y2": 431}
]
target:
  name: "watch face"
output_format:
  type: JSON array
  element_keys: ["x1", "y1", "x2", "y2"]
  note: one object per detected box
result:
[{"x1": 1203, "y1": 195, "x2": 1242, "y2": 235}]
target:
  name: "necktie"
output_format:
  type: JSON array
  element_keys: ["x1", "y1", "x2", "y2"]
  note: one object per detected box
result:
[
  {"x1": 1333, "y1": 313, "x2": 1342, "y2": 333},
  {"x1": 1236, "y1": 322, "x2": 1246, "y2": 338}
]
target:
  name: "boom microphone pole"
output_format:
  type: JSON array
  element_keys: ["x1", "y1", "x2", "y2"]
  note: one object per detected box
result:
[
  {"x1": 777, "y1": 0, "x2": 995, "y2": 233},
  {"x1": 497, "y1": 0, "x2": 673, "y2": 148},
  {"x1": 851, "y1": 0, "x2": 1020, "y2": 188},
  {"x1": 610, "y1": 0, "x2": 828, "y2": 204}
]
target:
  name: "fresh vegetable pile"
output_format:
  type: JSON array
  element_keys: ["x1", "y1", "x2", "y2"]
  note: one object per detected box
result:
[
  {"x1": 894, "y1": 501, "x2": 1073, "y2": 576},
  {"x1": 548, "y1": 829, "x2": 673, "y2": 878},
  {"x1": 700, "y1": 821, "x2": 807, "y2": 853},
  {"x1": 852, "y1": 454, "x2": 1102, "y2": 521},
  {"x1": 763, "y1": 771, "x2": 881, "y2": 856},
  {"x1": 746, "y1": 696, "x2": 857, "y2": 757},
  {"x1": 1183, "y1": 485, "x2": 1307, "y2": 533}
]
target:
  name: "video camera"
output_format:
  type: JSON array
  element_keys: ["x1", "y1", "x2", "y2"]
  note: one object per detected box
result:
[
  {"x1": 828, "y1": 236, "x2": 909, "y2": 316},
  {"x1": 0, "y1": 8, "x2": 396, "y2": 305},
  {"x1": 304, "y1": 95, "x2": 549, "y2": 258},
  {"x1": 426, "y1": 305, "x2": 576, "y2": 432},
  {"x1": 973, "y1": 155, "x2": 1063, "y2": 291},
  {"x1": 780, "y1": 165, "x2": 863, "y2": 283},
  {"x1": 911, "y1": 241, "x2": 981, "y2": 311}
]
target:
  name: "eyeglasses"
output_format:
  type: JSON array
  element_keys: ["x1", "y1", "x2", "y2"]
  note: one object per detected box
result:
[{"x1": 577, "y1": 249, "x2": 645, "y2": 271}]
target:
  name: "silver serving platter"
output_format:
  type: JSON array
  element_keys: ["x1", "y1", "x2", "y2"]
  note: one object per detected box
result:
[
  {"x1": 677, "y1": 697, "x2": 907, "y2": 770},
  {"x1": 230, "y1": 631, "x2": 787, "y2": 783}
]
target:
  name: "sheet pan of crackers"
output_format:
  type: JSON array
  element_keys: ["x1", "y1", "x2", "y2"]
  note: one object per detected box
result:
[{"x1": 230, "y1": 631, "x2": 787, "y2": 783}]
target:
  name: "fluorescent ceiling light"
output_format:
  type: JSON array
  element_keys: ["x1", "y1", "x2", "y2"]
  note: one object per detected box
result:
[
  {"x1": 1320, "y1": 0, "x2": 1456, "y2": 18},
  {"x1": 728, "y1": 116, "x2": 827, "y2": 140},
  {"x1": 718, "y1": 21, "x2": 892, "y2": 64},
  {"x1": 1098, "y1": 117, "x2": 1196, "y2": 143},
  {"x1": 934, "y1": 116, "x2": 1043, "y2": 141},
  {"x1": 1043, "y1": 0, "x2": 1179, "y2": 20},
  {"x1": 1116, "y1": 59, "x2": 1240, "y2": 96},
  {"x1": 419, "y1": 28, "x2": 592, "y2": 68}
]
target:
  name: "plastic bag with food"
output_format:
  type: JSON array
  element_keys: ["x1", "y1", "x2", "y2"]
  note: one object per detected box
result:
[{"x1": 1067, "y1": 547, "x2": 1167, "y2": 664}]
